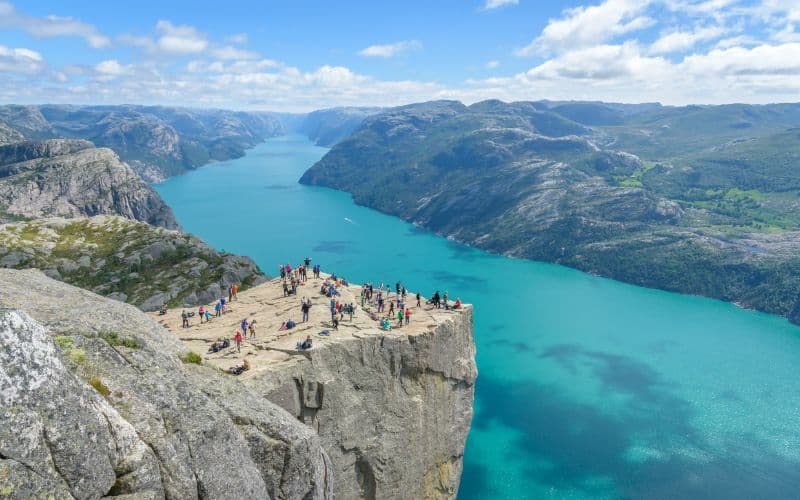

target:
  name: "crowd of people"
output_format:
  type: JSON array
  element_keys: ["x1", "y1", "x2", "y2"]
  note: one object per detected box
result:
[{"x1": 175, "y1": 256, "x2": 463, "y2": 374}]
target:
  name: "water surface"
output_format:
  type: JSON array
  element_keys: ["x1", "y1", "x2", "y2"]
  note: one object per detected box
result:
[{"x1": 157, "y1": 135, "x2": 800, "y2": 499}]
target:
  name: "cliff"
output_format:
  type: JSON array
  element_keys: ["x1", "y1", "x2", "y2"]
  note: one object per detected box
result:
[
  {"x1": 0, "y1": 215, "x2": 266, "y2": 311},
  {"x1": 0, "y1": 139, "x2": 179, "y2": 229},
  {"x1": 152, "y1": 274, "x2": 477, "y2": 499},
  {"x1": 0, "y1": 268, "x2": 476, "y2": 499},
  {"x1": 0, "y1": 268, "x2": 332, "y2": 499},
  {"x1": 0, "y1": 105, "x2": 284, "y2": 182}
]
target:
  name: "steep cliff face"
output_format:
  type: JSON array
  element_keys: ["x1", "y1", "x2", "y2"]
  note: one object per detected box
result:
[
  {"x1": 0, "y1": 216, "x2": 266, "y2": 311},
  {"x1": 0, "y1": 139, "x2": 179, "y2": 229},
  {"x1": 0, "y1": 269, "x2": 332, "y2": 499},
  {"x1": 153, "y1": 275, "x2": 478, "y2": 499},
  {"x1": 255, "y1": 309, "x2": 476, "y2": 499}
]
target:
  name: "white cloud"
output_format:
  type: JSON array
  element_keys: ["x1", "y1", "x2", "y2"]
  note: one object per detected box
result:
[
  {"x1": 359, "y1": 40, "x2": 422, "y2": 58},
  {"x1": 226, "y1": 33, "x2": 248, "y2": 45},
  {"x1": 94, "y1": 59, "x2": 133, "y2": 81},
  {"x1": 155, "y1": 20, "x2": 208, "y2": 55},
  {"x1": 484, "y1": 0, "x2": 519, "y2": 10},
  {"x1": 0, "y1": 44, "x2": 44, "y2": 74},
  {"x1": 211, "y1": 45, "x2": 260, "y2": 60},
  {"x1": 517, "y1": 0, "x2": 654, "y2": 55},
  {"x1": 649, "y1": 25, "x2": 726, "y2": 53},
  {"x1": 486, "y1": 60, "x2": 500, "y2": 69},
  {"x1": 0, "y1": 2, "x2": 110, "y2": 48}
]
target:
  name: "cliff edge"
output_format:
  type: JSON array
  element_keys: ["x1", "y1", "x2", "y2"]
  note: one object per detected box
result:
[{"x1": 153, "y1": 274, "x2": 477, "y2": 499}]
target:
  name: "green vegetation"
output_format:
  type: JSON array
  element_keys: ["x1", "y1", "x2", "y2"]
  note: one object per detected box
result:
[
  {"x1": 67, "y1": 347, "x2": 87, "y2": 365},
  {"x1": 0, "y1": 217, "x2": 264, "y2": 311},
  {"x1": 99, "y1": 330, "x2": 140, "y2": 349},
  {"x1": 88, "y1": 376, "x2": 111, "y2": 397},
  {"x1": 182, "y1": 351, "x2": 202, "y2": 364},
  {"x1": 54, "y1": 335, "x2": 74, "y2": 349}
]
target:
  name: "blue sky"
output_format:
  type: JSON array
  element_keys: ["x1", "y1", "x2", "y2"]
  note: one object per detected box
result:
[{"x1": 1, "y1": 0, "x2": 799, "y2": 110}]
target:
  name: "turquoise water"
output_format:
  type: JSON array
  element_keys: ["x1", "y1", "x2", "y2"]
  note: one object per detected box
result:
[{"x1": 157, "y1": 135, "x2": 800, "y2": 499}]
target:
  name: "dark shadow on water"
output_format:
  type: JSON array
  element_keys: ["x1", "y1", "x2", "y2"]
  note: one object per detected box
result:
[
  {"x1": 415, "y1": 269, "x2": 488, "y2": 293},
  {"x1": 488, "y1": 338, "x2": 533, "y2": 352},
  {"x1": 462, "y1": 346, "x2": 800, "y2": 499},
  {"x1": 264, "y1": 184, "x2": 295, "y2": 190},
  {"x1": 312, "y1": 240, "x2": 357, "y2": 254}
]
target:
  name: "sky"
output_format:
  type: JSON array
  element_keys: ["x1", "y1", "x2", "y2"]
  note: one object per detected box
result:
[{"x1": 0, "y1": 0, "x2": 799, "y2": 111}]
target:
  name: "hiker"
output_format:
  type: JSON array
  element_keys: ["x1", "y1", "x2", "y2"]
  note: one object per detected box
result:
[
  {"x1": 228, "y1": 285, "x2": 233, "y2": 303},
  {"x1": 416, "y1": 292, "x2": 421, "y2": 307},
  {"x1": 279, "y1": 265, "x2": 285, "y2": 279},
  {"x1": 215, "y1": 301, "x2": 222, "y2": 317},
  {"x1": 304, "y1": 256, "x2": 311, "y2": 267},
  {"x1": 234, "y1": 330, "x2": 243, "y2": 352},
  {"x1": 453, "y1": 298, "x2": 462, "y2": 309},
  {"x1": 159, "y1": 306, "x2": 167, "y2": 315},
  {"x1": 298, "y1": 335, "x2": 313, "y2": 350},
  {"x1": 181, "y1": 310, "x2": 189, "y2": 328},
  {"x1": 301, "y1": 298, "x2": 311, "y2": 322},
  {"x1": 348, "y1": 303, "x2": 355, "y2": 321},
  {"x1": 389, "y1": 301, "x2": 395, "y2": 316},
  {"x1": 381, "y1": 319, "x2": 391, "y2": 331},
  {"x1": 248, "y1": 320, "x2": 257, "y2": 339},
  {"x1": 227, "y1": 359, "x2": 251, "y2": 375},
  {"x1": 397, "y1": 309, "x2": 403, "y2": 327},
  {"x1": 204, "y1": 308, "x2": 211, "y2": 322},
  {"x1": 198, "y1": 305, "x2": 205, "y2": 323},
  {"x1": 283, "y1": 281, "x2": 289, "y2": 297},
  {"x1": 405, "y1": 307, "x2": 411, "y2": 325},
  {"x1": 443, "y1": 291, "x2": 449, "y2": 310},
  {"x1": 220, "y1": 297, "x2": 227, "y2": 314},
  {"x1": 240, "y1": 319, "x2": 249, "y2": 338},
  {"x1": 378, "y1": 295, "x2": 385, "y2": 312},
  {"x1": 232, "y1": 283, "x2": 238, "y2": 300},
  {"x1": 332, "y1": 311, "x2": 339, "y2": 330}
]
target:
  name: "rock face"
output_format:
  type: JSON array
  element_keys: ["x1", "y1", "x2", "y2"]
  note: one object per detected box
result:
[
  {"x1": 296, "y1": 107, "x2": 383, "y2": 147},
  {"x1": 0, "y1": 139, "x2": 179, "y2": 229},
  {"x1": 154, "y1": 275, "x2": 478, "y2": 500},
  {"x1": 0, "y1": 105, "x2": 285, "y2": 182},
  {"x1": 0, "y1": 216, "x2": 266, "y2": 311},
  {"x1": 0, "y1": 268, "x2": 332, "y2": 499},
  {"x1": 255, "y1": 309, "x2": 476, "y2": 499}
]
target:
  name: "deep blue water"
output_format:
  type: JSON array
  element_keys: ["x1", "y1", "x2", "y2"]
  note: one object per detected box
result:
[{"x1": 157, "y1": 135, "x2": 800, "y2": 499}]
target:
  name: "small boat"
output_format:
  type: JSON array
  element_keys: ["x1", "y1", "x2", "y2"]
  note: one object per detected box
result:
[{"x1": 344, "y1": 217, "x2": 354, "y2": 224}]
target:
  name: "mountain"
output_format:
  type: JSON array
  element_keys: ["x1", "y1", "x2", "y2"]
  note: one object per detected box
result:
[
  {"x1": 0, "y1": 105, "x2": 284, "y2": 182},
  {"x1": 301, "y1": 99, "x2": 800, "y2": 323},
  {"x1": 296, "y1": 107, "x2": 383, "y2": 146},
  {"x1": 0, "y1": 139, "x2": 178, "y2": 228},
  {"x1": 0, "y1": 216, "x2": 266, "y2": 311}
]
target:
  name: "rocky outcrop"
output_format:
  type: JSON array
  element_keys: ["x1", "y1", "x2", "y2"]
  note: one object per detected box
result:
[
  {"x1": 296, "y1": 107, "x2": 382, "y2": 147},
  {"x1": 254, "y1": 309, "x2": 476, "y2": 499},
  {"x1": 0, "y1": 216, "x2": 266, "y2": 311},
  {"x1": 0, "y1": 268, "x2": 332, "y2": 499},
  {"x1": 0, "y1": 139, "x2": 179, "y2": 229},
  {"x1": 0, "y1": 105, "x2": 285, "y2": 182}
]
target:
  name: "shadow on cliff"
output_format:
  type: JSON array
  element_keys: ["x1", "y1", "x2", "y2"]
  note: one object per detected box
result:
[{"x1": 459, "y1": 344, "x2": 800, "y2": 499}]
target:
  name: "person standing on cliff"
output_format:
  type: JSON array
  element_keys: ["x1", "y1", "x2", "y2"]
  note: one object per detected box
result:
[
  {"x1": 215, "y1": 301, "x2": 222, "y2": 317},
  {"x1": 405, "y1": 307, "x2": 411, "y2": 325},
  {"x1": 301, "y1": 298, "x2": 311, "y2": 322},
  {"x1": 279, "y1": 265, "x2": 285, "y2": 279},
  {"x1": 198, "y1": 305, "x2": 205, "y2": 323},
  {"x1": 416, "y1": 292, "x2": 421, "y2": 308},
  {"x1": 248, "y1": 320, "x2": 257, "y2": 339},
  {"x1": 232, "y1": 283, "x2": 238, "y2": 300},
  {"x1": 181, "y1": 310, "x2": 189, "y2": 328}
]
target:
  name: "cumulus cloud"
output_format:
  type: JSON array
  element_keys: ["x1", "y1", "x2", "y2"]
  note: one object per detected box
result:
[
  {"x1": 0, "y1": 45, "x2": 44, "y2": 74},
  {"x1": 649, "y1": 25, "x2": 727, "y2": 53},
  {"x1": 486, "y1": 60, "x2": 500, "y2": 69},
  {"x1": 359, "y1": 40, "x2": 422, "y2": 58},
  {"x1": 484, "y1": 0, "x2": 519, "y2": 10},
  {"x1": 517, "y1": 0, "x2": 654, "y2": 55},
  {"x1": 0, "y1": 2, "x2": 110, "y2": 48},
  {"x1": 155, "y1": 20, "x2": 208, "y2": 55},
  {"x1": 94, "y1": 59, "x2": 133, "y2": 81}
]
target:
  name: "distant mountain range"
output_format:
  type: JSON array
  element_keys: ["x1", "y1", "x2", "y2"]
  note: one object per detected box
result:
[{"x1": 301, "y1": 99, "x2": 800, "y2": 324}]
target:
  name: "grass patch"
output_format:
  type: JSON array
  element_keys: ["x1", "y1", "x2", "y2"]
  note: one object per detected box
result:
[
  {"x1": 181, "y1": 351, "x2": 203, "y2": 364},
  {"x1": 54, "y1": 335, "x2": 74, "y2": 349},
  {"x1": 99, "y1": 330, "x2": 140, "y2": 349},
  {"x1": 67, "y1": 347, "x2": 87, "y2": 365},
  {"x1": 88, "y1": 376, "x2": 110, "y2": 397}
]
